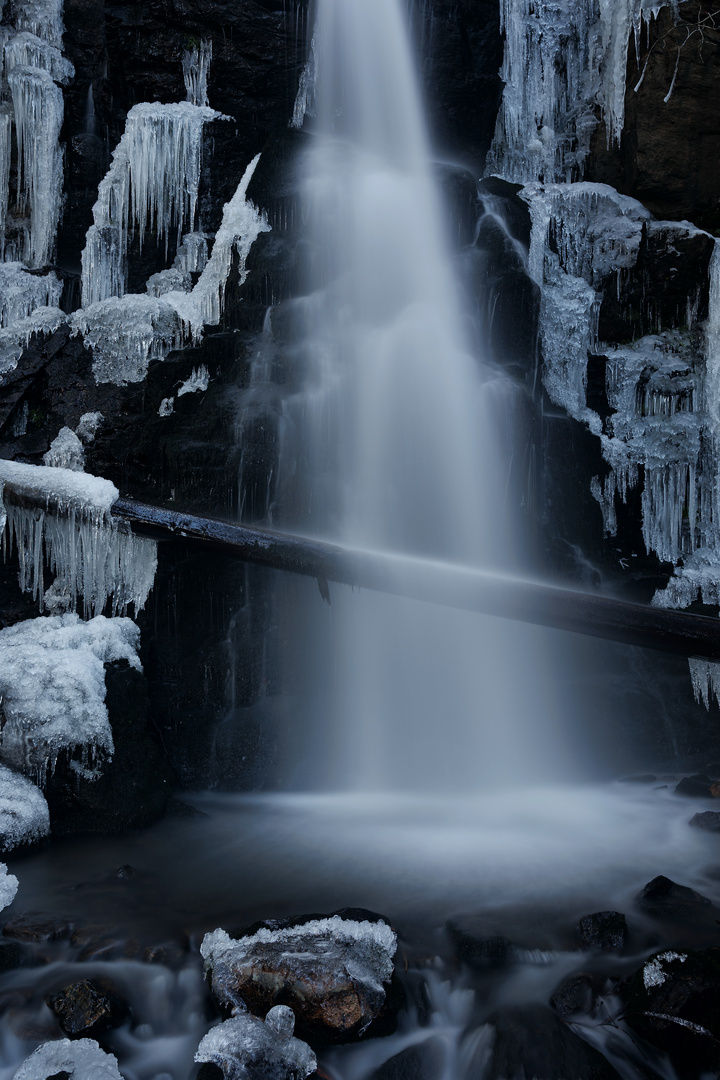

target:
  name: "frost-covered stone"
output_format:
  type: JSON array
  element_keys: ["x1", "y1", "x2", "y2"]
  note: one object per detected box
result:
[
  {"x1": 158, "y1": 397, "x2": 174, "y2": 416},
  {"x1": 195, "y1": 1007, "x2": 316, "y2": 1080},
  {"x1": 75, "y1": 411, "x2": 103, "y2": 443},
  {"x1": 0, "y1": 861, "x2": 18, "y2": 911},
  {"x1": 0, "y1": 764, "x2": 49, "y2": 850},
  {"x1": 201, "y1": 915, "x2": 397, "y2": 1042},
  {"x1": 0, "y1": 459, "x2": 157, "y2": 617},
  {"x1": 0, "y1": 613, "x2": 141, "y2": 784},
  {"x1": 11, "y1": 1038, "x2": 123, "y2": 1080},
  {"x1": 44, "y1": 426, "x2": 85, "y2": 471},
  {"x1": 0, "y1": 263, "x2": 61, "y2": 329}
]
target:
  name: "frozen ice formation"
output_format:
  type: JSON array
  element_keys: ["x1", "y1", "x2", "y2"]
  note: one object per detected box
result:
[
  {"x1": 0, "y1": 306, "x2": 66, "y2": 376},
  {"x1": 43, "y1": 426, "x2": 85, "y2": 470},
  {"x1": 688, "y1": 659, "x2": 720, "y2": 711},
  {"x1": 0, "y1": 612, "x2": 140, "y2": 784},
  {"x1": 80, "y1": 101, "x2": 222, "y2": 307},
  {"x1": 11, "y1": 1038, "x2": 124, "y2": 1080},
  {"x1": 487, "y1": 0, "x2": 673, "y2": 183},
  {"x1": 177, "y1": 364, "x2": 209, "y2": 396},
  {"x1": 201, "y1": 916, "x2": 397, "y2": 1038},
  {"x1": 75, "y1": 153, "x2": 269, "y2": 385},
  {"x1": 158, "y1": 397, "x2": 174, "y2": 416},
  {"x1": 75, "y1": 410, "x2": 103, "y2": 443},
  {"x1": 0, "y1": 263, "x2": 62, "y2": 328},
  {"x1": 0, "y1": 860, "x2": 18, "y2": 911},
  {"x1": 291, "y1": 29, "x2": 317, "y2": 130},
  {"x1": 0, "y1": 763, "x2": 49, "y2": 849},
  {"x1": 1, "y1": 0, "x2": 74, "y2": 267},
  {"x1": 183, "y1": 37, "x2": 212, "y2": 107},
  {"x1": 0, "y1": 459, "x2": 157, "y2": 617},
  {"x1": 195, "y1": 1007, "x2": 317, "y2": 1080},
  {"x1": 642, "y1": 951, "x2": 687, "y2": 989}
]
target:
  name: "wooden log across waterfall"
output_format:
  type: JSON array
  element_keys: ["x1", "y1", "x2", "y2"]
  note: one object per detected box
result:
[{"x1": 111, "y1": 498, "x2": 720, "y2": 662}]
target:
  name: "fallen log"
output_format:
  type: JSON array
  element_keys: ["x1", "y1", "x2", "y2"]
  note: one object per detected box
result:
[{"x1": 111, "y1": 498, "x2": 720, "y2": 661}]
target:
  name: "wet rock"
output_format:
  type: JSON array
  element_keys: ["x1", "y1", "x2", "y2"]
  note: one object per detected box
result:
[
  {"x1": 201, "y1": 914, "x2": 398, "y2": 1045},
  {"x1": 46, "y1": 979, "x2": 128, "y2": 1037},
  {"x1": 549, "y1": 973, "x2": 597, "y2": 1017},
  {"x1": 3, "y1": 912, "x2": 74, "y2": 943},
  {"x1": 623, "y1": 948, "x2": 720, "y2": 1079},
  {"x1": 689, "y1": 812, "x2": 720, "y2": 833},
  {"x1": 0, "y1": 939, "x2": 34, "y2": 973},
  {"x1": 480, "y1": 1004, "x2": 622, "y2": 1080},
  {"x1": 576, "y1": 911, "x2": 629, "y2": 954},
  {"x1": 675, "y1": 775, "x2": 714, "y2": 799},
  {"x1": 446, "y1": 921, "x2": 514, "y2": 968},
  {"x1": 369, "y1": 1037, "x2": 446, "y2": 1080},
  {"x1": 194, "y1": 1005, "x2": 316, "y2": 1080},
  {"x1": 635, "y1": 876, "x2": 713, "y2": 919}
]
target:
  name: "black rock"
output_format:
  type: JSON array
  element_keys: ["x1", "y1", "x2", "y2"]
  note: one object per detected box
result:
[
  {"x1": 2, "y1": 912, "x2": 73, "y2": 943},
  {"x1": 675, "y1": 775, "x2": 714, "y2": 799},
  {"x1": 577, "y1": 911, "x2": 629, "y2": 954},
  {"x1": 550, "y1": 973, "x2": 597, "y2": 1017},
  {"x1": 623, "y1": 947, "x2": 720, "y2": 1079},
  {"x1": 47, "y1": 979, "x2": 129, "y2": 1037},
  {"x1": 689, "y1": 812, "x2": 720, "y2": 833},
  {"x1": 369, "y1": 1038, "x2": 446, "y2": 1080},
  {"x1": 479, "y1": 1005, "x2": 622, "y2": 1080},
  {"x1": 446, "y1": 921, "x2": 514, "y2": 967},
  {"x1": 196, "y1": 1066, "x2": 224, "y2": 1080},
  {"x1": 0, "y1": 940, "x2": 34, "y2": 973},
  {"x1": 635, "y1": 876, "x2": 713, "y2": 919}
]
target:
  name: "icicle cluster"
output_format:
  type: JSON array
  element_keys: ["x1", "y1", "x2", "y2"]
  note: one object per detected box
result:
[
  {"x1": 291, "y1": 29, "x2": 317, "y2": 130},
  {"x1": 0, "y1": 261, "x2": 61, "y2": 327},
  {"x1": 0, "y1": 304, "x2": 65, "y2": 375},
  {"x1": 0, "y1": 459, "x2": 157, "y2": 617},
  {"x1": 487, "y1": 0, "x2": 671, "y2": 183},
  {"x1": 80, "y1": 102, "x2": 221, "y2": 307},
  {"x1": 183, "y1": 37, "x2": 212, "y2": 107},
  {"x1": 0, "y1": 0, "x2": 74, "y2": 267}
]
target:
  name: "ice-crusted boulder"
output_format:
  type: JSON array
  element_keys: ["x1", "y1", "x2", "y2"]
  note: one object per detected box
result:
[
  {"x1": 195, "y1": 1005, "x2": 316, "y2": 1080},
  {"x1": 0, "y1": 861, "x2": 19, "y2": 912},
  {"x1": 0, "y1": 765, "x2": 49, "y2": 850},
  {"x1": 0, "y1": 613, "x2": 141, "y2": 784},
  {"x1": 200, "y1": 914, "x2": 398, "y2": 1043},
  {"x1": 11, "y1": 1038, "x2": 124, "y2": 1079}
]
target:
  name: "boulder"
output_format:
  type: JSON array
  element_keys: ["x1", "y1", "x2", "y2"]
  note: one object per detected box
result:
[
  {"x1": 675, "y1": 775, "x2": 714, "y2": 799},
  {"x1": 369, "y1": 1038, "x2": 447, "y2": 1080},
  {"x1": 549, "y1": 973, "x2": 597, "y2": 1017},
  {"x1": 201, "y1": 914, "x2": 398, "y2": 1045},
  {"x1": 194, "y1": 1005, "x2": 316, "y2": 1080},
  {"x1": 46, "y1": 979, "x2": 129, "y2": 1038},
  {"x1": 576, "y1": 911, "x2": 628, "y2": 954},
  {"x1": 635, "y1": 876, "x2": 713, "y2": 919},
  {"x1": 689, "y1": 812, "x2": 720, "y2": 833},
  {"x1": 11, "y1": 1038, "x2": 123, "y2": 1079},
  {"x1": 623, "y1": 948, "x2": 720, "y2": 1079}
]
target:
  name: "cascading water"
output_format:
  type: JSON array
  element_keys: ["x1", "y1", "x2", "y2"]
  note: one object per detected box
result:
[{"x1": 278, "y1": 0, "x2": 576, "y2": 791}]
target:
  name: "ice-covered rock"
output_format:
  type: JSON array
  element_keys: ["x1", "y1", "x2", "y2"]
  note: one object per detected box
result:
[
  {"x1": 158, "y1": 396, "x2": 174, "y2": 417},
  {"x1": 0, "y1": 459, "x2": 157, "y2": 616},
  {"x1": 0, "y1": 263, "x2": 62, "y2": 329},
  {"x1": 0, "y1": 612, "x2": 140, "y2": 784},
  {"x1": 0, "y1": 861, "x2": 18, "y2": 911},
  {"x1": 43, "y1": 426, "x2": 85, "y2": 471},
  {"x1": 0, "y1": 764, "x2": 50, "y2": 849},
  {"x1": 0, "y1": 306, "x2": 66, "y2": 376},
  {"x1": 201, "y1": 915, "x2": 397, "y2": 1042},
  {"x1": 75, "y1": 411, "x2": 103, "y2": 443},
  {"x1": 175, "y1": 230, "x2": 208, "y2": 276},
  {"x1": 195, "y1": 1007, "x2": 317, "y2": 1080},
  {"x1": 4, "y1": 30, "x2": 75, "y2": 84},
  {"x1": 11, "y1": 1038, "x2": 124, "y2": 1080}
]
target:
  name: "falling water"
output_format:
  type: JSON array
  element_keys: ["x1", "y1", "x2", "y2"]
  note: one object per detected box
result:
[{"x1": 283, "y1": 0, "x2": 575, "y2": 791}]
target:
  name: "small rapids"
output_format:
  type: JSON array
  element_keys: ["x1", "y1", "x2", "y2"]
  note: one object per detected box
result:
[{"x1": 0, "y1": 782, "x2": 718, "y2": 1078}]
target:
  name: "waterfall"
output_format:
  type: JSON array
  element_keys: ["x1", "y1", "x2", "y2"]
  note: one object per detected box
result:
[{"x1": 275, "y1": 0, "x2": 574, "y2": 791}]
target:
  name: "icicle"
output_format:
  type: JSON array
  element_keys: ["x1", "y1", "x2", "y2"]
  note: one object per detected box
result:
[
  {"x1": 81, "y1": 102, "x2": 222, "y2": 307},
  {"x1": 688, "y1": 658, "x2": 720, "y2": 711},
  {"x1": 0, "y1": 263, "x2": 62, "y2": 328},
  {"x1": 291, "y1": 29, "x2": 317, "y2": 130},
  {"x1": 177, "y1": 364, "x2": 209, "y2": 396},
  {"x1": 0, "y1": 305, "x2": 65, "y2": 376},
  {"x1": 183, "y1": 38, "x2": 212, "y2": 106},
  {"x1": 13, "y1": 0, "x2": 66, "y2": 50},
  {"x1": 174, "y1": 230, "x2": 208, "y2": 275},
  {"x1": 0, "y1": 459, "x2": 158, "y2": 617},
  {"x1": 4, "y1": 30, "x2": 74, "y2": 83},
  {"x1": 0, "y1": 106, "x2": 12, "y2": 255}
]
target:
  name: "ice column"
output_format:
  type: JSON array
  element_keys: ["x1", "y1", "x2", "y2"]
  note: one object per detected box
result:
[{"x1": 183, "y1": 38, "x2": 212, "y2": 106}]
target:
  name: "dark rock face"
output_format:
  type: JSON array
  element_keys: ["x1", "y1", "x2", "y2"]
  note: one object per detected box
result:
[
  {"x1": 446, "y1": 921, "x2": 515, "y2": 968},
  {"x1": 635, "y1": 876, "x2": 713, "y2": 920},
  {"x1": 675, "y1": 774, "x2": 714, "y2": 799},
  {"x1": 589, "y1": 1, "x2": 720, "y2": 234},
  {"x1": 549, "y1": 973, "x2": 597, "y2": 1017},
  {"x1": 623, "y1": 948, "x2": 720, "y2": 1080},
  {"x1": 481, "y1": 1005, "x2": 622, "y2": 1080},
  {"x1": 576, "y1": 911, "x2": 629, "y2": 954},
  {"x1": 43, "y1": 659, "x2": 173, "y2": 835},
  {"x1": 689, "y1": 810, "x2": 720, "y2": 832},
  {"x1": 47, "y1": 979, "x2": 128, "y2": 1037},
  {"x1": 369, "y1": 1038, "x2": 446, "y2": 1080}
]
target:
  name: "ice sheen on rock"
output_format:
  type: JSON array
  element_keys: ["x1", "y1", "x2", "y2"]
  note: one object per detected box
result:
[
  {"x1": 11, "y1": 1038, "x2": 123, "y2": 1080},
  {"x1": 487, "y1": 0, "x2": 672, "y2": 184},
  {"x1": 195, "y1": 1008, "x2": 317, "y2": 1080},
  {"x1": 0, "y1": 613, "x2": 140, "y2": 784},
  {"x1": 0, "y1": 460, "x2": 157, "y2": 616},
  {"x1": 80, "y1": 101, "x2": 222, "y2": 307},
  {"x1": 0, "y1": 763, "x2": 49, "y2": 849},
  {"x1": 201, "y1": 917, "x2": 397, "y2": 1025}
]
